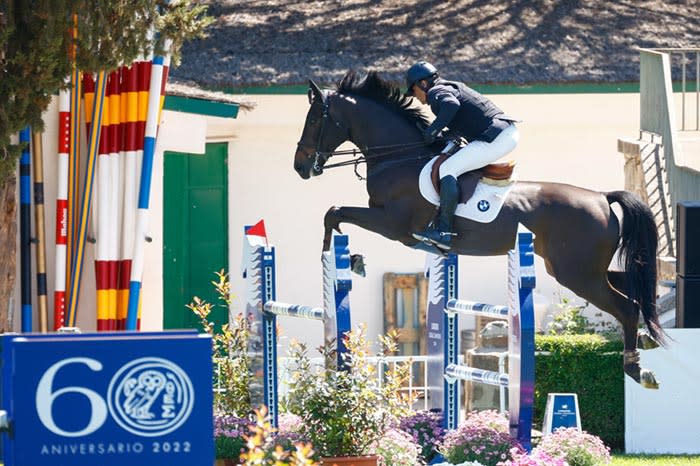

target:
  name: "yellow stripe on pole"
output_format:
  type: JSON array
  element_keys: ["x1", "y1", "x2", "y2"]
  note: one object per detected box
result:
[
  {"x1": 96, "y1": 289, "x2": 110, "y2": 321},
  {"x1": 125, "y1": 91, "x2": 139, "y2": 122},
  {"x1": 66, "y1": 71, "x2": 108, "y2": 328},
  {"x1": 137, "y1": 91, "x2": 149, "y2": 122}
]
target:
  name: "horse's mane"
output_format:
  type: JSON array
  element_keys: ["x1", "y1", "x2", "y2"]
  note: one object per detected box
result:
[{"x1": 336, "y1": 70, "x2": 430, "y2": 129}]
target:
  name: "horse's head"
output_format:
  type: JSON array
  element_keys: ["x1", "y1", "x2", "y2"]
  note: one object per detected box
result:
[{"x1": 294, "y1": 80, "x2": 350, "y2": 179}]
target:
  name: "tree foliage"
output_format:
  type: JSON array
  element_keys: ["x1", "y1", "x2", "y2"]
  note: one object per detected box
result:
[{"x1": 0, "y1": 0, "x2": 213, "y2": 184}]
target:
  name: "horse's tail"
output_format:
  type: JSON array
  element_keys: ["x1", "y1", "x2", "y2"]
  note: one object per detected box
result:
[{"x1": 607, "y1": 190, "x2": 665, "y2": 344}]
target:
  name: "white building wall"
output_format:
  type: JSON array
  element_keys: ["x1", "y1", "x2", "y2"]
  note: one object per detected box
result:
[{"x1": 625, "y1": 329, "x2": 700, "y2": 454}]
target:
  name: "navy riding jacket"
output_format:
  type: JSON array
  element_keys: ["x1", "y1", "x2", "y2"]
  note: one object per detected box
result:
[{"x1": 425, "y1": 78, "x2": 515, "y2": 142}]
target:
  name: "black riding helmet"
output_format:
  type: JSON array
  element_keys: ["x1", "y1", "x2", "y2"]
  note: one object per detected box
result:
[{"x1": 404, "y1": 61, "x2": 438, "y2": 96}]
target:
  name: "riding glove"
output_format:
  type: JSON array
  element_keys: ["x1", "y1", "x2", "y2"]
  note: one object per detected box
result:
[{"x1": 422, "y1": 127, "x2": 438, "y2": 145}]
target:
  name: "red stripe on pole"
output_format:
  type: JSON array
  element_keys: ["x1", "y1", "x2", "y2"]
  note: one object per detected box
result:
[
  {"x1": 123, "y1": 122, "x2": 139, "y2": 151},
  {"x1": 138, "y1": 61, "x2": 152, "y2": 92},
  {"x1": 123, "y1": 64, "x2": 138, "y2": 92},
  {"x1": 58, "y1": 112, "x2": 70, "y2": 152},
  {"x1": 135, "y1": 121, "x2": 146, "y2": 146},
  {"x1": 95, "y1": 261, "x2": 109, "y2": 290},
  {"x1": 56, "y1": 199, "x2": 68, "y2": 244}
]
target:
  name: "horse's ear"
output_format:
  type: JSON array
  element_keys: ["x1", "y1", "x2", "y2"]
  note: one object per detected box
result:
[{"x1": 308, "y1": 80, "x2": 325, "y2": 105}]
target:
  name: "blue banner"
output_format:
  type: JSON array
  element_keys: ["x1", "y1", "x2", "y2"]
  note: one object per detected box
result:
[{"x1": 2, "y1": 332, "x2": 213, "y2": 466}]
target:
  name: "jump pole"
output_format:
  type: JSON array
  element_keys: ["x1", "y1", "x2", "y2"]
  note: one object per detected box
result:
[
  {"x1": 125, "y1": 42, "x2": 172, "y2": 330},
  {"x1": 19, "y1": 127, "x2": 32, "y2": 332},
  {"x1": 31, "y1": 130, "x2": 49, "y2": 332},
  {"x1": 54, "y1": 86, "x2": 70, "y2": 329}
]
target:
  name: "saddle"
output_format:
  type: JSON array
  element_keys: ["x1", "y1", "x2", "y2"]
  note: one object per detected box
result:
[{"x1": 430, "y1": 153, "x2": 516, "y2": 203}]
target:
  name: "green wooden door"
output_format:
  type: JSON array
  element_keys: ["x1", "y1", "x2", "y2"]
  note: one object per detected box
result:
[{"x1": 163, "y1": 142, "x2": 229, "y2": 330}]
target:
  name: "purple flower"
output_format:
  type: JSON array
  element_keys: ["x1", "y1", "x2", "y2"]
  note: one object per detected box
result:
[
  {"x1": 442, "y1": 425, "x2": 524, "y2": 466},
  {"x1": 398, "y1": 411, "x2": 445, "y2": 462},
  {"x1": 533, "y1": 427, "x2": 611, "y2": 466}
]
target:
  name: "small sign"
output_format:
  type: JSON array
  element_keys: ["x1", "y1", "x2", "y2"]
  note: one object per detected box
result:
[
  {"x1": 543, "y1": 393, "x2": 581, "y2": 434},
  {"x1": 1, "y1": 331, "x2": 213, "y2": 466}
]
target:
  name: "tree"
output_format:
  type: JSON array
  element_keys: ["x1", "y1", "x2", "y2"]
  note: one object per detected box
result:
[{"x1": 0, "y1": 0, "x2": 212, "y2": 331}]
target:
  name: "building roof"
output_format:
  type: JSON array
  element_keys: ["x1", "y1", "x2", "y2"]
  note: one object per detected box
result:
[
  {"x1": 171, "y1": 1, "x2": 699, "y2": 89},
  {"x1": 164, "y1": 81, "x2": 254, "y2": 117}
]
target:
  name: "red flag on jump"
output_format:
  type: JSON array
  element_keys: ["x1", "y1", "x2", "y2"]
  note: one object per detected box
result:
[{"x1": 245, "y1": 219, "x2": 268, "y2": 246}]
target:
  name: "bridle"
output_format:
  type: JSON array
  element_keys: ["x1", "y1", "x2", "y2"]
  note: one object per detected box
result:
[
  {"x1": 297, "y1": 89, "x2": 446, "y2": 178},
  {"x1": 296, "y1": 91, "x2": 351, "y2": 175}
]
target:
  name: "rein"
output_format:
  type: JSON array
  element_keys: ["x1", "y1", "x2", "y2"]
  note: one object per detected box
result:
[
  {"x1": 321, "y1": 140, "x2": 445, "y2": 180},
  {"x1": 299, "y1": 91, "x2": 444, "y2": 180}
]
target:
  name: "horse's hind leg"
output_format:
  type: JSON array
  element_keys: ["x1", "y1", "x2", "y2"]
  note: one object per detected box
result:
[
  {"x1": 577, "y1": 273, "x2": 660, "y2": 389},
  {"x1": 608, "y1": 271, "x2": 660, "y2": 350}
]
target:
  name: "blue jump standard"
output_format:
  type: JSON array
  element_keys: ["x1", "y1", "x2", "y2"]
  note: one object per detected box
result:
[
  {"x1": 244, "y1": 234, "x2": 352, "y2": 427},
  {"x1": 426, "y1": 227, "x2": 536, "y2": 451}
]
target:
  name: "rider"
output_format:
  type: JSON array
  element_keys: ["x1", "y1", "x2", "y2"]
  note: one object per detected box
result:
[{"x1": 405, "y1": 61, "x2": 520, "y2": 250}]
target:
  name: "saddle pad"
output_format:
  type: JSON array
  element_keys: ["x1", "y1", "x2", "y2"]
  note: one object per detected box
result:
[{"x1": 419, "y1": 157, "x2": 515, "y2": 223}]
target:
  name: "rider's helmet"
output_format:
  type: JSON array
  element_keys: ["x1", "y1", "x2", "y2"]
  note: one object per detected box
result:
[{"x1": 404, "y1": 61, "x2": 438, "y2": 96}]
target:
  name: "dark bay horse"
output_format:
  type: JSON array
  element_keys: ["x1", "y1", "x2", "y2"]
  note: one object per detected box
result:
[{"x1": 293, "y1": 71, "x2": 664, "y2": 389}]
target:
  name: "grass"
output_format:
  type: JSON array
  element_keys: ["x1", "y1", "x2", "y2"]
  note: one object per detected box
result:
[{"x1": 612, "y1": 455, "x2": 700, "y2": 465}]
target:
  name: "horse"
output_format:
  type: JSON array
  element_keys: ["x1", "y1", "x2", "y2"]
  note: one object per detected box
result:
[{"x1": 293, "y1": 70, "x2": 664, "y2": 389}]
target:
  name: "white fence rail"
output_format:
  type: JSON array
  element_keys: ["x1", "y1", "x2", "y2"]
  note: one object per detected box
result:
[{"x1": 215, "y1": 354, "x2": 471, "y2": 413}]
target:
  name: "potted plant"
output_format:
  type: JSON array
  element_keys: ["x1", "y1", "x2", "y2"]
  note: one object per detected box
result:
[{"x1": 284, "y1": 326, "x2": 414, "y2": 466}]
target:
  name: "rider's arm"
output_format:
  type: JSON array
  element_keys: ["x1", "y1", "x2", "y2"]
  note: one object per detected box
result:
[{"x1": 424, "y1": 87, "x2": 460, "y2": 138}]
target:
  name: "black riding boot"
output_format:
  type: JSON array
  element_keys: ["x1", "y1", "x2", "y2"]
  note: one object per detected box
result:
[{"x1": 413, "y1": 175, "x2": 459, "y2": 250}]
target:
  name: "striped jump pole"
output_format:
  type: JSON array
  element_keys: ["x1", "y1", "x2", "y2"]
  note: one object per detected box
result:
[
  {"x1": 243, "y1": 231, "x2": 352, "y2": 428},
  {"x1": 125, "y1": 43, "x2": 171, "y2": 331},
  {"x1": 31, "y1": 130, "x2": 49, "y2": 332},
  {"x1": 54, "y1": 86, "x2": 70, "y2": 329},
  {"x1": 117, "y1": 60, "x2": 147, "y2": 329},
  {"x1": 19, "y1": 127, "x2": 32, "y2": 332},
  {"x1": 426, "y1": 228, "x2": 536, "y2": 451}
]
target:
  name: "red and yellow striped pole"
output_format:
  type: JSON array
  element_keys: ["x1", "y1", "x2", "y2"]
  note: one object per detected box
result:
[
  {"x1": 117, "y1": 60, "x2": 149, "y2": 329},
  {"x1": 94, "y1": 72, "x2": 112, "y2": 330},
  {"x1": 108, "y1": 70, "x2": 121, "y2": 330}
]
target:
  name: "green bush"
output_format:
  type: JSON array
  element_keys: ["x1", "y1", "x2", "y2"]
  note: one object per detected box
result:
[{"x1": 534, "y1": 334, "x2": 624, "y2": 450}]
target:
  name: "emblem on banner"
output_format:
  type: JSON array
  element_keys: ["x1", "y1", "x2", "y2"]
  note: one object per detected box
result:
[{"x1": 108, "y1": 357, "x2": 194, "y2": 437}]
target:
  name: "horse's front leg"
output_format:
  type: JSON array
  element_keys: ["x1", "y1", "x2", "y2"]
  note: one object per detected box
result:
[{"x1": 323, "y1": 206, "x2": 406, "y2": 251}]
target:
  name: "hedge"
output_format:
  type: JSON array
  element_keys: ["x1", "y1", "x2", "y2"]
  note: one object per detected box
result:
[{"x1": 534, "y1": 334, "x2": 624, "y2": 450}]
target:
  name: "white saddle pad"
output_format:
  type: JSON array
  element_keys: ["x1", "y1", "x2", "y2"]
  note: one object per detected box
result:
[{"x1": 418, "y1": 157, "x2": 515, "y2": 223}]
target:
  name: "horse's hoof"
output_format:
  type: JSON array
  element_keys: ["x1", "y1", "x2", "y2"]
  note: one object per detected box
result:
[
  {"x1": 350, "y1": 254, "x2": 366, "y2": 277},
  {"x1": 640, "y1": 369, "x2": 659, "y2": 389},
  {"x1": 637, "y1": 330, "x2": 660, "y2": 350}
]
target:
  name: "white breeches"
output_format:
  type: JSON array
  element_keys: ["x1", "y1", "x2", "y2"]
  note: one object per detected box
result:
[{"x1": 439, "y1": 124, "x2": 520, "y2": 179}]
